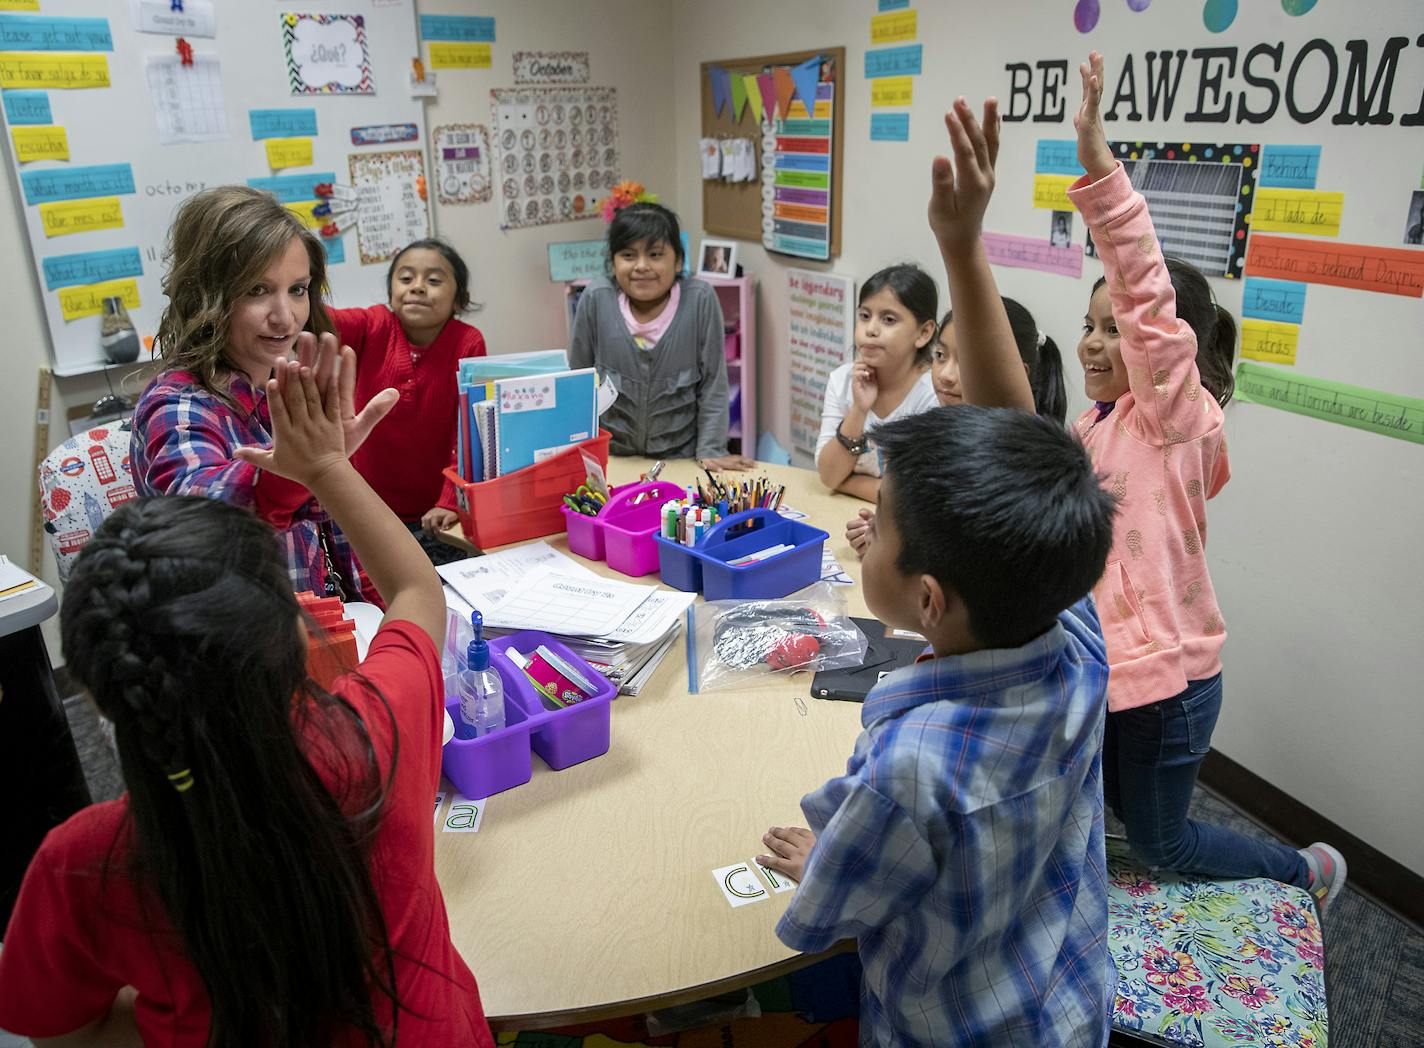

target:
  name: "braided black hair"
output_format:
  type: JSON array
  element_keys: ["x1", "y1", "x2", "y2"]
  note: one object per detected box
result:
[{"x1": 61, "y1": 497, "x2": 403, "y2": 1047}]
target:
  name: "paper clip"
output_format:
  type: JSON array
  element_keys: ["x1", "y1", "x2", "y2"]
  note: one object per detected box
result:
[
  {"x1": 314, "y1": 182, "x2": 334, "y2": 197},
  {"x1": 312, "y1": 202, "x2": 332, "y2": 217},
  {"x1": 176, "y1": 38, "x2": 193, "y2": 67},
  {"x1": 171, "y1": 0, "x2": 184, "y2": 11},
  {"x1": 320, "y1": 222, "x2": 340, "y2": 238},
  {"x1": 412, "y1": 57, "x2": 427, "y2": 83}
]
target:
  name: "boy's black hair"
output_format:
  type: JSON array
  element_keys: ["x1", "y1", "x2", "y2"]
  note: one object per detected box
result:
[
  {"x1": 940, "y1": 297, "x2": 1068, "y2": 424},
  {"x1": 387, "y1": 237, "x2": 473, "y2": 313},
  {"x1": 860, "y1": 264, "x2": 939, "y2": 366},
  {"x1": 872, "y1": 406, "x2": 1116, "y2": 648},
  {"x1": 1092, "y1": 256, "x2": 1236, "y2": 405},
  {"x1": 606, "y1": 202, "x2": 685, "y2": 270}
]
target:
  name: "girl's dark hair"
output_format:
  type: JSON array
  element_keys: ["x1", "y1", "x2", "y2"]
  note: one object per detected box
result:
[
  {"x1": 386, "y1": 237, "x2": 474, "y2": 313},
  {"x1": 859, "y1": 264, "x2": 939, "y2": 366},
  {"x1": 62, "y1": 497, "x2": 402, "y2": 1048},
  {"x1": 606, "y1": 202, "x2": 684, "y2": 271},
  {"x1": 1092, "y1": 256, "x2": 1237, "y2": 405},
  {"x1": 939, "y1": 297, "x2": 1067, "y2": 424}
]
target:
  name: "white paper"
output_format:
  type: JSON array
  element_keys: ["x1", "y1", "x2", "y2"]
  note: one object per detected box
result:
[
  {"x1": 437, "y1": 542, "x2": 597, "y2": 610},
  {"x1": 0, "y1": 555, "x2": 40, "y2": 604},
  {"x1": 135, "y1": 0, "x2": 216, "y2": 38},
  {"x1": 821, "y1": 546, "x2": 853, "y2": 586},
  {"x1": 713, "y1": 863, "x2": 769, "y2": 907},
  {"x1": 754, "y1": 860, "x2": 797, "y2": 893},
  {"x1": 146, "y1": 54, "x2": 228, "y2": 145},
  {"x1": 482, "y1": 566, "x2": 656, "y2": 638},
  {"x1": 700, "y1": 137, "x2": 721, "y2": 179},
  {"x1": 442, "y1": 793, "x2": 486, "y2": 833},
  {"x1": 433, "y1": 791, "x2": 446, "y2": 827},
  {"x1": 719, "y1": 139, "x2": 736, "y2": 182},
  {"x1": 602, "y1": 589, "x2": 695, "y2": 645}
]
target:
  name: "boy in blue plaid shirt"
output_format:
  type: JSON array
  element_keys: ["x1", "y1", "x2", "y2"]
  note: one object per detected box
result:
[{"x1": 758, "y1": 99, "x2": 1117, "y2": 1047}]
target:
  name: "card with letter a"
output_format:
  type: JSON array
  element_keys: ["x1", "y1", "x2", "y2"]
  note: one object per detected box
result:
[{"x1": 712, "y1": 863, "x2": 769, "y2": 907}]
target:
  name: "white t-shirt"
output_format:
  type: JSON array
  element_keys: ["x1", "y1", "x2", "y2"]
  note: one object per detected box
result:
[{"x1": 815, "y1": 362, "x2": 938, "y2": 477}]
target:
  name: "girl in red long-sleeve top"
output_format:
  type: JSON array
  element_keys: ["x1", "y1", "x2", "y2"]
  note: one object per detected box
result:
[{"x1": 330, "y1": 239, "x2": 486, "y2": 563}]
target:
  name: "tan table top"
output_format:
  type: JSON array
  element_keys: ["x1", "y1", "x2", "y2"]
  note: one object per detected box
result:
[{"x1": 435, "y1": 457, "x2": 872, "y2": 1029}]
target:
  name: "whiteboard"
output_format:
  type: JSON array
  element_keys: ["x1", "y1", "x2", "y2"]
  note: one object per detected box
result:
[{"x1": 0, "y1": 0, "x2": 428, "y2": 376}]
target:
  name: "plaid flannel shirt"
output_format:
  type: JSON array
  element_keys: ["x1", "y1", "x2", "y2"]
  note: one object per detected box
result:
[
  {"x1": 777, "y1": 597, "x2": 1114, "y2": 1048},
  {"x1": 131, "y1": 370, "x2": 364, "y2": 599}
]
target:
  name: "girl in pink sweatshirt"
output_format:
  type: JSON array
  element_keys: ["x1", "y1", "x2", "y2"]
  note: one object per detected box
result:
[{"x1": 1071, "y1": 53, "x2": 1344, "y2": 908}]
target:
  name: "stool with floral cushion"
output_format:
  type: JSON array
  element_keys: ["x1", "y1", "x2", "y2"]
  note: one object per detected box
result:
[{"x1": 1106, "y1": 836, "x2": 1329, "y2": 1047}]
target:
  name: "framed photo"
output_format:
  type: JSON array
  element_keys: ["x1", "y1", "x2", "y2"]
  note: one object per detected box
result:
[{"x1": 697, "y1": 238, "x2": 737, "y2": 278}]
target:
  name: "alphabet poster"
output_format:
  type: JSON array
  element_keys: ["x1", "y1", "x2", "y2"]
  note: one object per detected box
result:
[
  {"x1": 281, "y1": 12, "x2": 373, "y2": 96},
  {"x1": 490, "y1": 86, "x2": 618, "y2": 229}
]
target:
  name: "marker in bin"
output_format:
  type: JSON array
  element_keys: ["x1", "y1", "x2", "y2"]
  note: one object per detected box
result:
[
  {"x1": 727, "y1": 543, "x2": 795, "y2": 567},
  {"x1": 661, "y1": 499, "x2": 722, "y2": 546}
]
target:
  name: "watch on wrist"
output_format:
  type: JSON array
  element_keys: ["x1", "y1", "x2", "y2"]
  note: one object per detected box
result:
[{"x1": 836, "y1": 422, "x2": 869, "y2": 456}]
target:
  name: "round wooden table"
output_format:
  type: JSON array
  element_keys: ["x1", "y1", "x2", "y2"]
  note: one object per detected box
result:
[{"x1": 435, "y1": 457, "x2": 871, "y2": 1030}]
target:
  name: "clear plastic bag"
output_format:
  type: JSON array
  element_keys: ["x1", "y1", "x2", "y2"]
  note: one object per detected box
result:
[{"x1": 685, "y1": 582, "x2": 868, "y2": 693}]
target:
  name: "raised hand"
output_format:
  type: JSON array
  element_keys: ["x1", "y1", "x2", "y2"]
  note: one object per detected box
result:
[
  {"x1": 1074, "y1": 51, "x2": 1115, "y2": 181},
  {"x1": 292, "y1": 331, "x2": 399, "y2": 459},
  {"x1": 927, "y1": 96, "x2": 1000, "y2": 256},
  {"x1": 846, "y1": 508, "x2": 874, "y2": 557},
  {"x1": 235, "y1": 360, "x2": 347, "y2": 488}
]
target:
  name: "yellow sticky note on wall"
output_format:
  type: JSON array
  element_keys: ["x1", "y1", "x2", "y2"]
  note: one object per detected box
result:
[
  {"x1": 1240, "y1": 318, "x2": 1299, "y2": 365},
  {"x1": 58, "y1": 279, "x2": 140, "y2": 322},
  {"x1": 11, "y1": 124, "x2": 68, "y2": 162},
  {"x1": 871, "y1": 76, "x2": 913, "y2": 108},
  {"x1": 0, "y1": 53, "x2": 110, "y2": 89},
  {"x1": 428, "y1": 42, "x2": 491, "y2": 69},
  {"x1": 870, "y1": 10, "x2": 917, "y2": 44},
  {"x1": 266, "y1": 137, "x2": 314, "y2": 171},
  {"x1": 0, "y1": 1, "x2": 42, "y2": 11},
  {"x1": 285, "y1": 199, "x2": 324, "y2": 229},
  {"x1": 1032, "y1": 173, "x2": 1077, "y2": 210},
  {"x1": 39, "y1": 196, "x2": 123, "y2": 237},
  {"x1": 1251, "y1": 188, "x2": 1344, "y2": 237}
]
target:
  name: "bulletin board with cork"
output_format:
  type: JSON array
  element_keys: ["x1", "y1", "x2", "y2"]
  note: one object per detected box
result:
[{"x1": 699, "y1": 46, "x2": 844, "y2": 260}]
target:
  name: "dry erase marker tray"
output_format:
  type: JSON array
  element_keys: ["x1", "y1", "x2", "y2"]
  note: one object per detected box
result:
[
  {"x1": 444, "y1": 431, "x2": 610, "y2": 550},
  {"x1": 441, "y1": 631, "x2": 616, "y2": 799},
  {"x1": 562, "y1": 480, "x2": 686, "y2": 577},
  {"x1": 656, "y1": 508, "x2": 828, "y2": 601}
]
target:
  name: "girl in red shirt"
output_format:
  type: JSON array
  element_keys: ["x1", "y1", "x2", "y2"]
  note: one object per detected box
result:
[
  {"x1": 331, "y1": 239, "x2": 486, "y2": 563},
  {"x1": 0, "y1": 343, "x2": 493, "y2": 1048}
]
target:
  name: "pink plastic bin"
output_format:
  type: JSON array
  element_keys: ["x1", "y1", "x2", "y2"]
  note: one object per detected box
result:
[
  {"x1": 561, "y1": 480, "x2": 685, "y2": 577},
  {"x1": 441, "y1": 631, "x2": 615, "y2": 798}
]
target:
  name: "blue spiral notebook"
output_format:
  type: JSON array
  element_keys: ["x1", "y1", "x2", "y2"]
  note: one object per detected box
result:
[{"x1": 491, "y1": 368, "x2": 598, "y2": 476}]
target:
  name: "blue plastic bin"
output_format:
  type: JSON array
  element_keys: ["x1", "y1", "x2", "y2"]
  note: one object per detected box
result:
[{"x1": 656, "y1": 508, "x2": 828, "y2": 600}]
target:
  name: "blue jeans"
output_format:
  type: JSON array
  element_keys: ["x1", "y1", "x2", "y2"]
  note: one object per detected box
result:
[{"x1": 1103, "y1": 673, "x2": 1309, "y2": 888}]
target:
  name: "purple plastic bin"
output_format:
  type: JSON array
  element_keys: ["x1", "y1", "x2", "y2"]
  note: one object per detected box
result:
[
  {"x1": 441, "y1": 632, "x2": 615, "y2": 797},
  {"x1": 488, "y1": 632, "x2": 615, "y2": 769},
  {"x1": 600, "y1": 481, "x2": 686, "y2": 577},
  {"x1": 441, "y1": 656, "x2": 534, "y2": 798}
]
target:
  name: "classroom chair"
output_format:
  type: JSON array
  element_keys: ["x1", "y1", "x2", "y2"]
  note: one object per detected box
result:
[
  {"x1": 37, "y1": 419, "x2": 137, "y2": 583},
  {"x1": 1106, "y1": 836, "x2": 1330, "y2": 1047}
]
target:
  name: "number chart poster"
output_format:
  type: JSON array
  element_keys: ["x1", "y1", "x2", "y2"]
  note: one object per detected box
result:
[{"x1": 490, "y1": 86, "x2": 618, "y2": 229}]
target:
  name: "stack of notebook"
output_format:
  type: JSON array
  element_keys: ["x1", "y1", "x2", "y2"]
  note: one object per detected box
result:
[{"x1": 455, "y1": 350, "x2": 600, "y2": 484}]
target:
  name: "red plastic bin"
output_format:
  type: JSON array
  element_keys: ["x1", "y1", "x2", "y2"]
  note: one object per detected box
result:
[{"x1": 444, "y1": 430, "x2": 610, "y2": 550}]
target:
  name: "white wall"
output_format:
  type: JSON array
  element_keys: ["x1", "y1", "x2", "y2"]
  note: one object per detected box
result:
[
  {"x1": 669, "y1": 1, "x2": 1424, "y2": 872},
  {"x1": 2, "y1": 0, "x2": 1420, "y2": 875}
]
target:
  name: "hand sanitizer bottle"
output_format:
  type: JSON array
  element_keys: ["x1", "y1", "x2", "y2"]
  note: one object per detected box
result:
[{"x1": 455, "y1": 610, "x2": 505, "y2": 739}]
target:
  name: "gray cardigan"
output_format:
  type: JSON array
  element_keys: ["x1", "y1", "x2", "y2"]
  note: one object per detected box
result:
[{"x1": 569, "y1": 276, "x2": 730, "y2": 459}]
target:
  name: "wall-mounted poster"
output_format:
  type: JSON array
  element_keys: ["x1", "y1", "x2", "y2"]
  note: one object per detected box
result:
[
  {"x1": 432, "y1": 123, "x2": 491, "y2": 205},
  {"x1": 281, "y1": 13, "x2": 373, "y2": 95},
  {"x1": 513, "y1": 51, "x2": 589, "y2": 85},
  {"x1": 490, "y1": 86, "x2": 618, "y2": 229},
  {"x1": 348, "y1": 149, "x2": 429, "y2": 264}
]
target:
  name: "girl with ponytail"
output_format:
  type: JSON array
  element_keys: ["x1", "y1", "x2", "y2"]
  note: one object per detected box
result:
[
  {"x1": 0, "y1": 342, "x2": 494, "y2": 1047},
  {"x1": 845, "y1": 295, "x2": 1068, "y2": 555}
]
